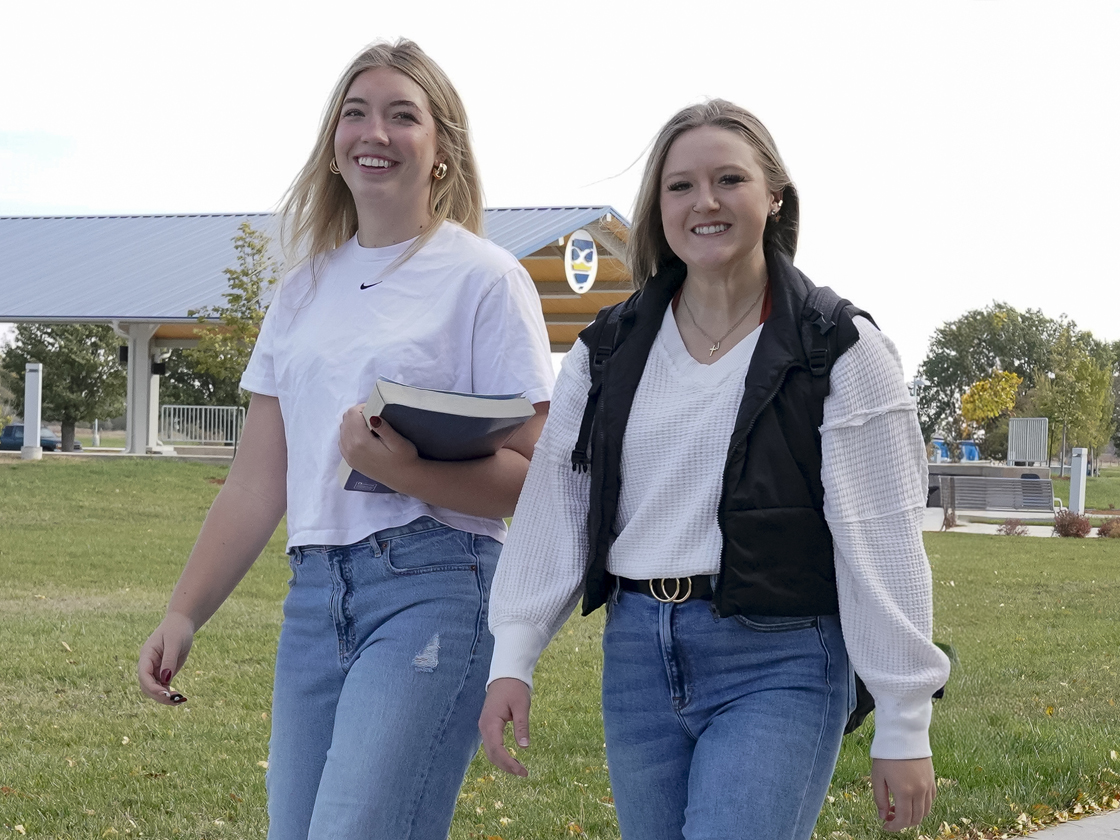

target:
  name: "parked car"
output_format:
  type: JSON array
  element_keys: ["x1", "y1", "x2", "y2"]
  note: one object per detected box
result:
[{"x1": 0, "y1": 424, "x2": 68, "y2": 451}]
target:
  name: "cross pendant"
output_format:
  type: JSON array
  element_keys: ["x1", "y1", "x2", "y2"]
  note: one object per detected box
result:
[{"x1": 709, "y1": 341, "x2": 720, "y2": 357}]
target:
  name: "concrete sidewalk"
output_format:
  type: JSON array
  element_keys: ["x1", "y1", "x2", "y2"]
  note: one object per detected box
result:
[
  {"x1": 921, "y1": 507, "x2": 1080, "y2": 537},
  {"x1": 1029, "y1": 809, "x2": 1120, "y2": 837}
]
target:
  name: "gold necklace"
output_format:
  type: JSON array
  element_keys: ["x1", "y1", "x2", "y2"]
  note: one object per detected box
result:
[{"x1": 680, "y1": 281, "x2": 768, "y2": 357}]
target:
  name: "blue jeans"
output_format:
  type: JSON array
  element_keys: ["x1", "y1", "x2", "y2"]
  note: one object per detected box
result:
[
  {"x1": 266, "y1": 517, "x2": 499, "y2": 840},
  {"x1": 601, "y1": 589, "x2": 854, "y2": 840}
]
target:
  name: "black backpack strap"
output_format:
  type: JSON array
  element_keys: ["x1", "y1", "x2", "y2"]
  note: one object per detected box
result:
[
  {"x1": 571, "y1": 301, "x2": 629, "y2": 473},
  {"x1": 801, "y1": 285, "x2": 876, "y2": 402},
  {"x1": 802, "y1": 286, "x2": 882, "y2": 736}
]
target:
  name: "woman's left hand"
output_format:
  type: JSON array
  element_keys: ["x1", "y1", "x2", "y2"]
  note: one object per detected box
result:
[
  {"x1": 338, "y1": 405, "x2": 419, "y2": 490},
  {"x1": 871, "y1": 757, "x2": 935, "y2": 832}
]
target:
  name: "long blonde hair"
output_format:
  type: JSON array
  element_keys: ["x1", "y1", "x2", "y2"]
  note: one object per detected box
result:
[
  {"x1": 627, "y1": 100, "x2": 798, "y2": 287},
  {"x1": 279, "y1": 39, "x2": 484, "y2": 267}
]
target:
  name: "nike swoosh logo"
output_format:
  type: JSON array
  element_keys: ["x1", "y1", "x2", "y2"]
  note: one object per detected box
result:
[{"x1": 360, "y1": 281, "x2": 382, "y2": 290}]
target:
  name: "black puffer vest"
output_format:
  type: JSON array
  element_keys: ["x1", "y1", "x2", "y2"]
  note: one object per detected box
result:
[{"x1": 577, "y1": 248, "x2": 867, "y2": 619}]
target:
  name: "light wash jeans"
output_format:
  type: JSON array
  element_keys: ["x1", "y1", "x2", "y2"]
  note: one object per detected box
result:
[
  {"x1": 266, "y1": 517, "x2": 499, "y2": 840},
  {"x1": 601, "y1": 589, "x2": 854, "y2": 840}
]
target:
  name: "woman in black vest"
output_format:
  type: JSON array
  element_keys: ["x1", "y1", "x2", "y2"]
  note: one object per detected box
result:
[{"x1": 480, "y1": 100, "x2": 950, "y2": 839}]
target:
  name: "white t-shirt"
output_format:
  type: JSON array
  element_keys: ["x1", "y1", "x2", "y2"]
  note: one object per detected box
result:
[{"x1": 240, "y1": 221, "x2": 555, "y2": 550}]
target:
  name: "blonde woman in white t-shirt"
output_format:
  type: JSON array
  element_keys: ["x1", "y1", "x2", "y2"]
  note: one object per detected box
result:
[{"x1": 138, "y1": 40, "x2": 553, "y2": 840}]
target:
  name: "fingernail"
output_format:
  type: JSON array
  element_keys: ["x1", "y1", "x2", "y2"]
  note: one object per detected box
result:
[
  {"x1": 518, "y1": 738, "x2": 529, "y2": 747},
  {"x1": 170, "y1": 693, "x2": 186, "y2": 704},
  {"x1": 160, "y1": 669, "x2": 172, "y2": 685},
  {"x1": 369, "y1": 416, "x2": 382, "y2": 429}
]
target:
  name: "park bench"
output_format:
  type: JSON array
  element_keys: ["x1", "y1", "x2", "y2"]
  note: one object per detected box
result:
[{"x1": 939, "y1": 475, "x2": 1063, "y2": 522}]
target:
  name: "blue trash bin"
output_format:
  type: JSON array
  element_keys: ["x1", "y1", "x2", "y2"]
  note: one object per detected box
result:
[{"x1": 959, "y1": 440, "x2": 980, "y2": 461}]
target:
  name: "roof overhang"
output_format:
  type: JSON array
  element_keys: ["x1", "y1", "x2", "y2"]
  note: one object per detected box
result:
[{"x1": 0, "y1": 207, "x2": 633, "y2": 352}]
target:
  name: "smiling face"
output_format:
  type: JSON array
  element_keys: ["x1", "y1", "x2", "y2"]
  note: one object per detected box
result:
[
  {"x1": 659, "y1": 125, "x2": 782, "y2": 277},
  {"x1": 333, "y1": 66, "x2": 442, "y2": 239}
]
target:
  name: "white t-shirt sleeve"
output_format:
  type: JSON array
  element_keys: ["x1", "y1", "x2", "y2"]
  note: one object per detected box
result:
[
  {"x1": 239, "y1": 293, "x2": 281, "y2": 397},
  {"x1": 488, "y1": 341, "x2": 593, "y2": 688},
  {"x1": 471, "y1": 265, "x2": 554, "y2": 405},
  {"x1": 821, "y1": 316, "x2": 952, "y2": 759}
]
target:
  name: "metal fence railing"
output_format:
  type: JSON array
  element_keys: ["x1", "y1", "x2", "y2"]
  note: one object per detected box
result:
[{"x1": 159, "y1": 405, "x2": 245, "y2": 447}]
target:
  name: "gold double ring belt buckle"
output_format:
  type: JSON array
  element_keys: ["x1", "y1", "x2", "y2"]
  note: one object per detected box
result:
[{"x1": 650, "y1": 577, "x2": 693, "y2": 604}]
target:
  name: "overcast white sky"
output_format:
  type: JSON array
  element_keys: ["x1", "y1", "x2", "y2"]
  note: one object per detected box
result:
[{"x1": 2, "y1": 0, "x2": 1117, "y2": 377}]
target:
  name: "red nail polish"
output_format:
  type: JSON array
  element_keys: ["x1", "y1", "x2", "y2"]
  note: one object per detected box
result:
[
  {"x1": 160, "y1": 669, "x2": 172, "y2": 685},
  {"x1": 369, "y1": 416, "x2": 382, "y2": 429}
]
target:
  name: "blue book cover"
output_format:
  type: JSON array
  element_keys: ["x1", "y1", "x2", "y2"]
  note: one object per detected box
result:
[{"x1": 338, "y1": 378, "x2": 535, "y2": 494}]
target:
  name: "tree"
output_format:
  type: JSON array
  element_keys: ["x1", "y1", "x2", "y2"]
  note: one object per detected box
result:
[
  {"x1": 0, "y1": 349, "x2": 15, "y2": 430},
  {"x1": 961, "y1": 370, "x2": 1022, "y2": 461},
  {"x1": 916, "y1": 303, "x2": 1063, "y2": 442},
  {"x1": 159, "y1": 348, "x2": 243, "y2": 407},
  {"x1": 182, "y1": 222, "x2": 280, "y2": 409},
  {"x1": 1110, "y1": 340, "x2": 1120, "y2": 454},
  {"x1": 1028, "y1": 328, "x2": 1116, "y2": 472},
  {"x1": 961, "y1": 371, "x2": 1022, "y2": 425},
  {"x1": 0, "y1": 324, "x2": 126, "y2": 450}
]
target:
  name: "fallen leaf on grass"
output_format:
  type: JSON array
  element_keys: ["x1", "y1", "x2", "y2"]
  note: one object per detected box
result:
[
  {"x1": 14, "y1": 826, "x2": 25, "y2": 835},
  {"x1": 229, "y1": 792, "x2": 243, "y2": 802},
  {"x1": 257, "y1": 760, "x2": 268, "y2": 769},
  {"x1": 62, "y1": 641, "x2": 72, "y2": 651}
]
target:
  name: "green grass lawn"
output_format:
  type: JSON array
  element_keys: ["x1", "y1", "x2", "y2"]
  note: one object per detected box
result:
[
  {"x1": 2, "y1": 459, "x2": 1119, "y2": 839},
  {"x1": 1083, "y1": 466, "x2": 1120, "y2": 511}
]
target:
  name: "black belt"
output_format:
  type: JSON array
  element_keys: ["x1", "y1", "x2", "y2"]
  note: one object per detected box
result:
[{"x1": 618, "y1": 574, "x2": 714, "y2": 603}]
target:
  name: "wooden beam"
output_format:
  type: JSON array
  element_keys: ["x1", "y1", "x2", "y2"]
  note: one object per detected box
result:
[
  {"x1": 540, "y1": 292, "x2": 630, "y2": 314},
  {"x1": 547, "y1": 323, "x2": 585, "y2": 347},
  {"x1": 522, "y1": 258, "x2": 631, "y2": 284}
]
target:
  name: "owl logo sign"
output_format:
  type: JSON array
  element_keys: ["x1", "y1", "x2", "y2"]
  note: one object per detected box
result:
[{"x1": 564, "y1": 230, "x2": 598, "y2": 294}]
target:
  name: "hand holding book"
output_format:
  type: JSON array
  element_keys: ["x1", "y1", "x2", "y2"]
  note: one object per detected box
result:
[
  {"x1": 337, "y1": 406, "x2": 421, "y2": 494},
  {"x1": 338, "y1": 378, "x2": 536, "y2": 494}
]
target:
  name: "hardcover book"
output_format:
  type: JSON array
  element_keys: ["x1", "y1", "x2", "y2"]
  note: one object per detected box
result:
[{"x1": 338, "y1": 378, "x2": 535, "y2": 494}]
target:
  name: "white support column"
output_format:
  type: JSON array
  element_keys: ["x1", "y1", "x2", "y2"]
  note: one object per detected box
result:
[
  {"x1": 121, "y1": 323, "x2": 159, "y2": 454},
  {"x1": 1069, "y1": 448, "x2": 1088, "y2": 514},
  {"x1": 21, "y1": 362, "x2": 43, "y2": 460}
]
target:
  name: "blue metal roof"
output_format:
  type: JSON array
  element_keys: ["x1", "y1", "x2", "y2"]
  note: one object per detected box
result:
[
  {"x1": 483, "y1": 206, "x2": 629, "y2": 259},
  {"x1": 0, "y1": 207, "x2": 630, "y2": 322}
]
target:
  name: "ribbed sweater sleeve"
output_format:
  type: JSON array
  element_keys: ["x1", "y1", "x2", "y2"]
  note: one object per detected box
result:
[
  {"x1": 487, "y1": 342, "x2": 593, "y2": 689},
  {"x1": 821, "y1": 317, "x2": 952, "y2": 758}
]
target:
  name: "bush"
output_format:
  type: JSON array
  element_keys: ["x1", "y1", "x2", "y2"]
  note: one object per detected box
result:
[
  {"x1": 1097, "y1": 517, "x2": 1120, "y2": 539},
  {"x1": 996, "y1": 519, "x2": 1029, "y2": 536},
  {"x1": 1053, "y1": 509, "x2": 1092, "y2": 538}
]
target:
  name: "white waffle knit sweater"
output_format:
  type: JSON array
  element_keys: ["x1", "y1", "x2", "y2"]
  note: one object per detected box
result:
[{"x1": 488, "y1": 308, "x2": 951, "y2": 759}]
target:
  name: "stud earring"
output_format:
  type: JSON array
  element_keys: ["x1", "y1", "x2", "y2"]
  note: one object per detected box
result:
[
  {"x1": 330, "y1": 158, "x2": 341, "y2": 175},
  {"x1": 432, "y1": 162, "x2": 448, "y2": 180}
]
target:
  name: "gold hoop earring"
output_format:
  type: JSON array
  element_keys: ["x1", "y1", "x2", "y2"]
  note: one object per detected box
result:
[
  {"x1": 432, "y1": 162, "x2": 448, "y2": 180},
  {"x1": 330, "y1": 158, "x2": 341, "y2": 175}
]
